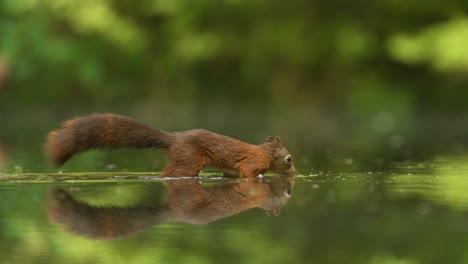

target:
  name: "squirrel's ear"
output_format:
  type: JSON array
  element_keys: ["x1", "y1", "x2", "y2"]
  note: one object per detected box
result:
[
  {"x1": 265, "y1": 136, "x2": 282, "y2": 148},
  {"x1": 266, "y1": 136, "x2": 281, "y2": 143}
]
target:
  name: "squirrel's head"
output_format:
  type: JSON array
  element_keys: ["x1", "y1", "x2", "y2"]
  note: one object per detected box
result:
[{"x1": 264, "y1": 136, "x2": 296, "y2": 176}]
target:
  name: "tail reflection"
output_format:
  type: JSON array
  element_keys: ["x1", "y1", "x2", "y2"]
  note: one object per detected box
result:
[{"x1": 47, "y1": 176, "x2": 294, "y2": 240}]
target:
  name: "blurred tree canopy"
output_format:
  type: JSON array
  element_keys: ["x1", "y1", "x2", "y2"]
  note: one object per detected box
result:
[{"x1": 1, "y1": 0, "x2": 468, "y2": 111}]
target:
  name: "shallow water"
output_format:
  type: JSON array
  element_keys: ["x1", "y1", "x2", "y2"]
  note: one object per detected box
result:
[{"x1": 2, "y1": 157, "x2": 468, "y2": 264}]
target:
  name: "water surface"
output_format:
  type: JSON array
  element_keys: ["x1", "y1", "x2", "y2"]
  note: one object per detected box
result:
[{"x1": 2, "y1": 157, "x2": 468, "y2": 264}]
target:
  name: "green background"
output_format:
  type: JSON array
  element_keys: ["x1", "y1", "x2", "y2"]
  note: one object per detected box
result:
[
  {"x1": 2, "y1": 2, "x2": 468, "y2": 263},
  {"x1": 2, "y1": 0, "x2": 468, "y2": 173}
]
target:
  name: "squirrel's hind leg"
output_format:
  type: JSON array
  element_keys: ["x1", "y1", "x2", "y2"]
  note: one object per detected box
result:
[{"x1": 160, "y1": 162, "x2": 204, "y2": 177}]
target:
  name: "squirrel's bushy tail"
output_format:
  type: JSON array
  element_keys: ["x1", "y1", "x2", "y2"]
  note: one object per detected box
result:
[{"x1": 45, "y1": 113, "x2": 174, "y2": 166}]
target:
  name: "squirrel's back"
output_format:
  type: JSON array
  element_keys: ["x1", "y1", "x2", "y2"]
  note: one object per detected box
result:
[{"x1": 45, "y1": 113, "x2": 174, "y2": 166}]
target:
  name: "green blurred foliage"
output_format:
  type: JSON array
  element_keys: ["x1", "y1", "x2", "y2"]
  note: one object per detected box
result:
[
  {"x1": 2, "y1": 1, "x2": 468, "y2": 173},
  {"x1": 1, "y1": 0, "x2": 468, "y2": 109},
  {"x1": 388, "y1": 17, "x2": 468, "y2": 72},
  {"x1": 3, "y1": 3, "x2": 468, "y2": 262}
]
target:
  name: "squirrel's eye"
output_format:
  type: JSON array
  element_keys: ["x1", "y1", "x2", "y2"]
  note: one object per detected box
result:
[{"x1": 285, "y1": 155, "x2": 292, "y2": 162}]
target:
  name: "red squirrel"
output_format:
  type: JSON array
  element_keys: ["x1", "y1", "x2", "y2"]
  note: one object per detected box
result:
[{"x1": 45, "y1": 113, "x2": 296, "y2": 177}]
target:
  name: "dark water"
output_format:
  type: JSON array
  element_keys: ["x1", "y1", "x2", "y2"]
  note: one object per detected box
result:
[{"x1": 2, "y1": 158, "x2": 468, "y2": 264}]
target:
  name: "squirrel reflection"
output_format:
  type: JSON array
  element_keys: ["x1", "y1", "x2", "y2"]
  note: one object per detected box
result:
[{"x1": 47, "y1": 176, "x2": 294, "y2": 240}]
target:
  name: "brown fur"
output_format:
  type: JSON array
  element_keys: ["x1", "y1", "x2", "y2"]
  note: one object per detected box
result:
[
  {"x1": 47, "y1": 177, "x2": 294, "y2": 239},
  {"x1": 45, "y1": 113, "x2": 296, "y2": 177}
]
